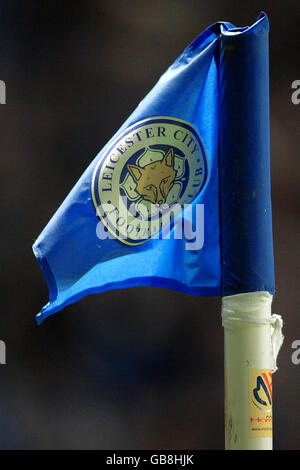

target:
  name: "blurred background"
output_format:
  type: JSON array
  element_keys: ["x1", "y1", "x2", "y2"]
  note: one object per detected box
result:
[{"x1": 0, "y1": 0, "x2": 299, "y2": 450}]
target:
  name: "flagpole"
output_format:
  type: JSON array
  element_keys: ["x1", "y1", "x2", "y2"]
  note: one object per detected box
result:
[
  {"x1": 217, "y1": 13, "x2": 282, "y2": 450},
  {"x1": 222, "y1": 291, "x2": 283, "y2": 450}
]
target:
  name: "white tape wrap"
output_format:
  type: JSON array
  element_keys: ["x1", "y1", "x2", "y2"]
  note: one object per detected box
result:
[{"x1": 222, "y1": 291, "x2": 284, "y2": 372}]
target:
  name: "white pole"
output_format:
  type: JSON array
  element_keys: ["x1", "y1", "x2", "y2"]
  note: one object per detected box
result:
[{"x1": 222, "y1": 291, "x2": 283, "y2": 450}]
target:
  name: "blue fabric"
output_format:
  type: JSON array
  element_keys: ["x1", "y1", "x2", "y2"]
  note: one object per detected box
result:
[
  {"x1": 218, "y1": 13, "x2": 275, "y2": 296},
  {"x1": 33, "y1": 12, "x2": 274, "y2": 323}
]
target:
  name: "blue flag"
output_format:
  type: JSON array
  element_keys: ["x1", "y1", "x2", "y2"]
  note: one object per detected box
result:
[{"x1": 33, "y1": 12, "x2": 275, "y2": 324}]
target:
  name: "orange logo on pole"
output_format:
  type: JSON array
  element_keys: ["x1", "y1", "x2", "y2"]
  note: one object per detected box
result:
[{"x1": 249, "y1": 369, "x2": 272, "y2": 438}]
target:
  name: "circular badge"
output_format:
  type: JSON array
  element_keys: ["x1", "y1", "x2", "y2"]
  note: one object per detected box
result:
[{"x1": 92, "y1": 117, "x2": 208, "y2": 246}]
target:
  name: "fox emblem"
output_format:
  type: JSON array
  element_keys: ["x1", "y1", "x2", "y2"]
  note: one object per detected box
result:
[
  {"x1": 127, "y1": 148, "x2": 176, "y2": 206},
  {"x1": 92, "y1": 117, "x2": 207, "y2": 245}
]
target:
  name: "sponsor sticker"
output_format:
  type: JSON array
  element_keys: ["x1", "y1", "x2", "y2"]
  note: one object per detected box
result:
[{"x1": 249, "y1": 369, "x2": 272, "y2": 438}]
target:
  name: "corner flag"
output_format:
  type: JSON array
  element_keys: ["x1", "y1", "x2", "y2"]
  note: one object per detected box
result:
[{"x1": 33, "y1": 12, "x2": 274, "y2": 325}]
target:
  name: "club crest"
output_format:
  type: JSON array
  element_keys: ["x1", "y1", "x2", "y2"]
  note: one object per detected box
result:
[{"x1": 91, "y1": 117, "x2": 208, "y2": 245}]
